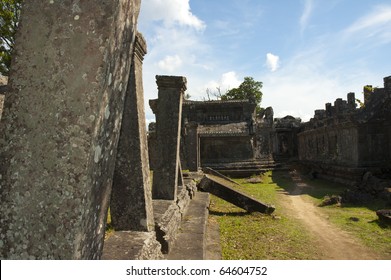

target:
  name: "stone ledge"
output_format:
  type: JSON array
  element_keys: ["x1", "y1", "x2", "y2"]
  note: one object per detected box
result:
[
  {"x1": 101, "y1": 231, "x2": 163, "y2": 260},
  {"x1": 166, "y1": 192, "x2": 210, "y2": 260},
  {"x1": 153, "y1": 181, "x2": 197, "y2": 254}
]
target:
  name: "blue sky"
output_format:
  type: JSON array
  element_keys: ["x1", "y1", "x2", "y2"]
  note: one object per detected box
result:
[{"x1": 138, "y1": 0, "x2": 391, "y2": 122}]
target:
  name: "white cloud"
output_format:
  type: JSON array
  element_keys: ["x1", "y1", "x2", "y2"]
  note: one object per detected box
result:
[
  {"x1": 140, "y1": 0, "x2": 206, "y2": 31},
  {"x1": 261, "y1": 44, "x2": 382, "y2": 122},
  {"x1": 300, "y1": 0, "x2": 314, "y2": 33},
  {"x1": 204, "y1": 71, "x2": 241, "y2": 95},
  {"x1": 344, "y1": 5, "x2": 391, "y2": 43},
  {"x1": 139, "y1": 0, "x2": 210, "y2": 122},
  {"x1": 266, "y1": 53, "x2": 280, "y2": 72},
  {"x1": 221, "y1": 71, "x2": 241, "y2": 89},
  {"x1": 157, "y1": 55, "x2": 183, "y2": 72}
]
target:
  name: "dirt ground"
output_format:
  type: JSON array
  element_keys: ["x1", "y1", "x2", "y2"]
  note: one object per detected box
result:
[{"x1": 282, "y1": 170, "x2": 382, "y2": 260}]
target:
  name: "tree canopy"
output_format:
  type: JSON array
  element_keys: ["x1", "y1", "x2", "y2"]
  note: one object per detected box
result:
[
  {"x1": 0, "y1": 0, "x2": 22, "y2": 76},
  {"x1": 221, "y1": 76, "x2": 263, "y2": 111}
]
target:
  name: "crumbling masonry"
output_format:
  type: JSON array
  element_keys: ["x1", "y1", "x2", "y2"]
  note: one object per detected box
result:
[
  {"x1": 0, "y1": 0, "x2": 390, "y2": 261},
  {"x1": 298, "y1": 76, "x2": 391, "y2": 183}
]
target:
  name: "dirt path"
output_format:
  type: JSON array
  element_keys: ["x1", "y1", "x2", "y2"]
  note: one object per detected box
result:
[{"x1": 284, "y1": 171, "x2": 381, "y2": 260}]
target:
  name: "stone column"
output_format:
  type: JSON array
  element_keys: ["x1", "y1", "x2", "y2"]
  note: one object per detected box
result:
[
  {"x1": 364, "y1": 85, "x2": 373, "y2": 105},
  {"x1": 110, "y1": 33, "x2": 154, "y2": 232},
  {"x1": 347, "y1": 92, "x2": 356, "y2": 111},
  {"x1": 184, "y1": 122, "x2": 200, "y2": 171},
  {"x1": 384, "y1": 76, "x2": 391, "y2": 93},
  {"x1": 152, "y1": 76, "x2": 186, "y2": 200},
  {"x1": 325, "y1": 103, "x2": 332, "y2": 117},
  {"x1": 0, "y1": 0, "x2": 141, "y2": 259},
  {"x1": 334, "y1": 98, "x2": 343, "y2": 115}
]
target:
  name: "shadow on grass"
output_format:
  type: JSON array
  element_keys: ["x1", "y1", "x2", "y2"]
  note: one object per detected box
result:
[
  {"x1": 271, "y1": 168, "x2": 389, "y2": 212},
  {"x1": 271, "y1": 170, "x2": 300, "y2": 195},
  {"x1": 335, "y1": 200, "x2": 389, "y2": 212},
  {"x1": 368, "y1": 219, "x2": 391, "y2": 229},
  {"x1": 209, "y1": 210, "x2": 250, "y2": 217}
]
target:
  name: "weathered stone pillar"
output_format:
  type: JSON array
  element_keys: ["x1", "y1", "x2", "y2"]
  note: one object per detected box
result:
[
  {"x1": 152, "y1": 76, "x2": 186, "y2": 200},
  {"x1": 110, "y1": 33, "x2": 154, "y2": 232},
  {"x1": 325, "y1": 103, "x2": 332, "y2": 117},
  {"x1": 0, "y1": 0, "x2": 141, "y2": 259},
  {"x1": 334, "y1": 98, "x2": 343, "y2": 115},
  {"x1": 364, "y1": 85, "x2": 373, "y2": 105},
  {"x1": 384, "y1": 76, "x2": 391, "y2": 93},
  {"x1": 185, "y1": 122, "x2": 200, "y2": 171},
  {"x1": 347, "y1": 92, "x2": 356, "y2": 110}
]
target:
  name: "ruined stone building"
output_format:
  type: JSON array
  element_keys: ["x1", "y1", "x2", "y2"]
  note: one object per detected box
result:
[
  {"x1": 149, "y1": 99, "x2": 300, "y2": 175},
  {"x1": 298, "y1": 76, "x2": 391, "y2": 183},
  {"x1": 181, "y1": 100, "x2": 258, "y2": 171},
  {"x1": 272, "y1": 115, "x2": 302, "y2": 160},
  {"x1": 148, "y1": 98, "x2": 278, "y2": 175},
  {"x1": 1, "y1": 0, "x2": 390, "y2": 261},
  {"x1": 148, "y1": 75, "x2": 391, "y2": 185}
]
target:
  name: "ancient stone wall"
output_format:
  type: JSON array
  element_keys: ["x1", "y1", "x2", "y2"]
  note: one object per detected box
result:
[
  {"x1": 298, "y1": 124, "x2": 359, "y2": 166},
  {"x1": 180, "y1": 99, "x2": 268, "y2": 170},
  {"x1": 297, "y1": 76, "x2": 391, "y2": 181},
  {"x1": 0, "y1": 0, "x2": 141, "y2": 259},
  {"x1": 272, "y1": 115, "x2": 301, "y2": 160}
]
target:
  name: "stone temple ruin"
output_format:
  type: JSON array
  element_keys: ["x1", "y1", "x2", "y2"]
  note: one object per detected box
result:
[
  {"x1": 0, "y1": 1, "x2": 390, "y2": 260},
  {"x1": 298, "y1": 80, "x2": 391, "y2": 184}
]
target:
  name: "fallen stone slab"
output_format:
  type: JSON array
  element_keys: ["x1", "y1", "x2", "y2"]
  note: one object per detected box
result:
[
  {"x1": 199, "y1": 174, "x2": 275, "y2": 214},
  {"x1": 376, "y1": 209, "x2": 391, "y2": 225},
  {"x1": 203, "y1": 167, "x2": 241, "y2": 186}
]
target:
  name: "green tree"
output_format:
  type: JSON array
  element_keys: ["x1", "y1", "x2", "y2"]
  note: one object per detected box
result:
[
  {"x1": 221, "y1": 76, "x2": 263, "y2": 111},
  {"x1": 0, "y1": 0, "x2": 22, "y2": 76}
]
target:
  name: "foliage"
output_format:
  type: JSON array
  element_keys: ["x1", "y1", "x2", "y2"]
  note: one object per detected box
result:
[
  {"x1": 0, "y1": 0, "x2": 22, "y2": 76},
  {"x1": 355, "y1": 98, "x2": 364, "y2": 108},
  {"x1": 221, "y1": 77, "x2": 263, "y2": 111}
]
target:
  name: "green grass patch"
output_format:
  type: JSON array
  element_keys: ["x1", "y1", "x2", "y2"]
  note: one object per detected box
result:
[
  {"x1": 298, "y1": 176, "x2": 391, "y2": 257},
  {"x1": 209, "y1": 171, "x2": 321, "y2": 259},
  {"x1": 210, "y1": 170, "x2": 391, "y2": 259}
]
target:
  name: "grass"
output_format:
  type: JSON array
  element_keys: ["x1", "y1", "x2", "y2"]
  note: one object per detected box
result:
[
  {"x1": 105, "y1": 208, "x2": 114, "y2": 240},
  {"x1": 296, "y1": 175, "x2": 391, "y2": 256},
  {"x1": 209, "y1": 170, "x2": 391, "y2": 259},
  {"x1": 209, "y1": 171, "x2": 322, "y2": 259}
]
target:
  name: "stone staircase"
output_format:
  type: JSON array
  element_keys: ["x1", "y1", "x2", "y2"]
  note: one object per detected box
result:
[{"x1": 203, "y1": 159, "x2": 279, "y2": 178}]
